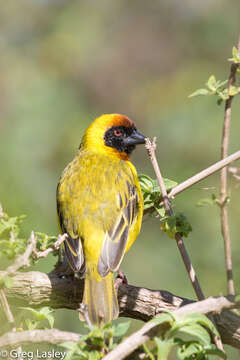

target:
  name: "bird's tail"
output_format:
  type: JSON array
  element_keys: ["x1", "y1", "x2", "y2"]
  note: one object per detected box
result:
[{"x1": 80, "y1": 266, "x2": 119, "y2": 326}]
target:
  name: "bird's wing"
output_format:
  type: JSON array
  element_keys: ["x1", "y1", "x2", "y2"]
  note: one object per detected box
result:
[
  {"x1": 63, "y1": 234, "x2": 85, "y2": 274},
  {"x1": 97, "y1": 180, "x2": 138, "y2": 277},
  {"x1": 57, "y1": 184, "x2": 85, "y2": 275}
]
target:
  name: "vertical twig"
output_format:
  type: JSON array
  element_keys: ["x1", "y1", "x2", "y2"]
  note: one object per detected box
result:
[
  {"x1": 0, "y1": 289, "x2": 15, "y2": 325},
  {"x1": 0, "y1": 205, "x2": 15, "y2": 326},
  {"x1": 220, "y1": 35, "x2": 240, "y2": 295},
  {"x1": 0, "y1": 289, "x2": 23, "y2": 358},
  {"x1": 145, "y1": 137, "x2": 224, "y2": 354}
]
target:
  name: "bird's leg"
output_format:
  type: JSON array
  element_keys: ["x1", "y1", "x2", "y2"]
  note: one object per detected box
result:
[{"x1": 78, "y1": 303, "x2": 92, "y2": 328}]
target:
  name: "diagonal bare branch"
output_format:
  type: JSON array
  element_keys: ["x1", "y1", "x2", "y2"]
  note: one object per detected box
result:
[
  {"x1": 143, "y1": 150, "x2": 240, "y2": 215},
  {"x1": 103, "y1": 295, "x2": 240, "y2": 360}
]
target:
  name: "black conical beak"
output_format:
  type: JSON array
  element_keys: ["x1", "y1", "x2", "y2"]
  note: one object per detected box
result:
[{"x1": 124, "y1": 129, "x2": 146, "y2": 146}]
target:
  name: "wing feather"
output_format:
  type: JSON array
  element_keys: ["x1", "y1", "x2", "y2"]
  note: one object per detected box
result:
[
  {"x1": 57, "y1": 190, "x2": 85, "y2": 275},
  {"x1": 98, "y1": 181, "x2": 138, "y2": 277},
  {"x1": 64, "y1": 235, "x2": 85, "y2": 274}
]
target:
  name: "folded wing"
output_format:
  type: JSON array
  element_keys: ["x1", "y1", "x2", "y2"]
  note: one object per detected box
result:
[{"x1": 98, "y1": 181, "x2": 138, "y2": 277}]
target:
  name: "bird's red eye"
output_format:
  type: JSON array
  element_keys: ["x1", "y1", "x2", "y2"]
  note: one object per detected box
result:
[{"x1": 114, "y1": 129, "x2": 122, "y2": 136}]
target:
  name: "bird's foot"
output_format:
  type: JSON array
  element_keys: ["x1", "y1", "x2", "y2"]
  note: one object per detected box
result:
[{"x1": 115, "y1": 269, "x2": 128, "y2": 288}]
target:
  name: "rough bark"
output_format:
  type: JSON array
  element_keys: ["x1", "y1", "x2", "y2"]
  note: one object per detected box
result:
[{"x1": 2, "y1": 271, "x2": 240, "y2": 350}]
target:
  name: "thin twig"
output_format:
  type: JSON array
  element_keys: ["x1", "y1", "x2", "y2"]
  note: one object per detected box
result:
[
  {"x1": 143, "y1": 150, "x2": 240, "y2": 215},
  {"x1": 32, "y1": 233, "x2": 67, "y2": 260},
  {"x1": 229, "y1": 166, "x2": 240, "y2": 181},
  {"x1": 145, "y1": 137, "x2": 224, "y2": 354},
  {"x1": 220, "y1": 35, "x2": 240, "y2": 296},
  {"x1": 6, "y1": 231, "x2": 37, "y2": 275},
  {"x1": 0, "y1": 289, "x2": 14, "y2": 324},
  {"x1": 167, "y1": 150, "x2": 240, "y2": 200},
  {"x1": 144, "y1": 150, "x2": 240, "y2": 214},
  {"x1": 103, "y1": 295, "x2": 239, "y2": 360}
]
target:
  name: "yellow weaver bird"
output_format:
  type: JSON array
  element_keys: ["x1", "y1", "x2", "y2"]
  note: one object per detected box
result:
[{"x1": 56, "y1": 114, "x2": 145, "y2": 325}]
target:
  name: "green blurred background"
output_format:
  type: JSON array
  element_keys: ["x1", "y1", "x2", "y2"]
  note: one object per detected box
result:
[{"x1": 1, "y1": 0, "x2": 240, "y2": 358}]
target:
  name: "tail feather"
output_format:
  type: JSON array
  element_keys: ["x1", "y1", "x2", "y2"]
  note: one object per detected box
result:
[{"x1": 80, "y1": 271, "x2": 119, "y2": 326}]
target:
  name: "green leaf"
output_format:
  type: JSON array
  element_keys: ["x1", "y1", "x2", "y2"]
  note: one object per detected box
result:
[
  {"x1": 229, "y1": 46, "x2": 240, "y2": 63},
  {"x1": 89, "y1": 351, "x2": 102, "y2": 360},
  {"x1": 138, "y1": 174, "x2": 177, "y2": 194},
  {"x1": 142, "y1": 344, "x2": 155, "y2": 360},
  {"x1": 217, "y1": 88, "x2": 229, "y2": 100},
  {"x1": 162, "y1": 178, "x2": 178, "y2": 191},
  {"x1": 138, "y1": 174, "x2": 155, "y2": 194},
  {"x1": 150, "y1": 312, "x2": 175, "y2": 326},
  {"x1": 205, "y1": 345, "x2": 227, "y2": 359},
  {"x1": 39, "y1": 307, "x2": 55, "y2": 328},
  {"x1": 155, "y1": 207, "x2": 166, "y2": 217},
  {"x1": 60, "y1": 342, "x2": 77, "y2": 350},
  {"x1": 154, "y1": 337, "x2": 174, "y2": 360},
  {"x1": 181, "y1": 313, "x2": 219, "y2": 337},
  {"x1": 206, "y1": 75, "x2": 216, "y2": 91},
  {"x1": 176, "y1": 339, "x2": 203, "y2": 360},
  {"x1": 196, "y1": 194, "x2": 217, "y2": 207},
  {"x1": 89, "y1": 326, "x2": 104, "y2": 339},
  {"x1": 229, "y1": 85, "x2": 240, "y2": 96},
  {"x1": 60, "y1": 341, "x2": 87, "y2": 360},
  {"x1": 0, "y1": 211, "x2": 28, "y2": 260},
  {"x1": 189, "y1": 88, "x2": 209, "y2": 98},
  {"x1": 176, "y1": 323, "x2": 211, "y2": 345},
  {"x1": 139, "y1": 174, "x2": 177, "y2": 215},
  {"x1": 216, "y1": 79, "x2": 228, "y2": 89},
  {"x1": 20, "y1": 306, "x2": 54, "y2": 328},
  {"x1": 232, "y1": 46, "x2": 238, "y2": 58},
  {"x1": 235, "y1": 294, "x2": 240, "y2": 302},
  {"x1": 25, "y1": 319, "x2": 38, "y2": 330},
  {"x1": 35, "y1": 232, "x2": 57, "y2": 252},
  {"x1": 0, "y1": 275, "x2": 14, "y2": 289},
  {"x1": 160, "y1": 213, "x2": 192, "y2": 238},
  {"x1": 113, "y1": 321, "x2": 130, "y2": 337},
  {"x1": 20, "y1": 307, "x2": 45, "y2": 320},
  {"x1": 0, "y1": 214, "x2": 25, "y2": 237}
]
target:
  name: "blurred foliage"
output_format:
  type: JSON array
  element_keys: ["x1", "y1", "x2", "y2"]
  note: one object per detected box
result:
[
  {"x1": 0, "y1": 208, "x2": 26, "y2": 260},
  {"x1": 60, "y1": 322, "x2": 131, "y2": 360},
  {"x1": 20, "y1": 306, "x2": 55, "y2": 330},
  {"x1": 147, "y1": 312, "x2": 225, "y2": 360},
  {"x1": 0, "y1": 0, "x2": 240, "y2": 358}
]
